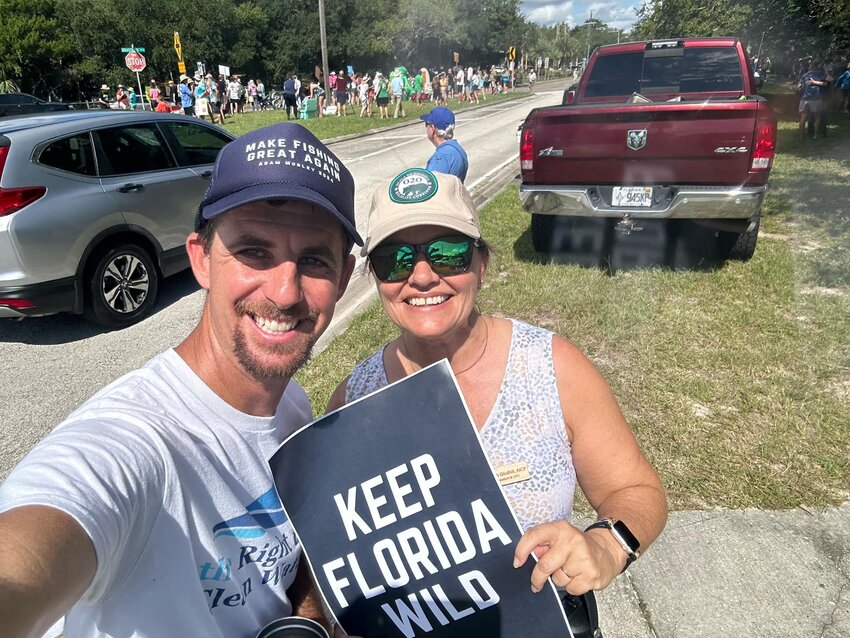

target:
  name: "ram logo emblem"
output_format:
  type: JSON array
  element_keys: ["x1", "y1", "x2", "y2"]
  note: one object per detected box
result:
[{"x1": 627, "y1": 129, "x2": 648, "y2": 150}]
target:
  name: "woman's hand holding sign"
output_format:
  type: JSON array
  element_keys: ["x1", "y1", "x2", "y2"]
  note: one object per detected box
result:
[{"x1": 513, "y1": 521, "x2": 623, "y2": 595}]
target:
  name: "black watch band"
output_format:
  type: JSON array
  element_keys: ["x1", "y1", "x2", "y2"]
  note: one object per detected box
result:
[{"x1": 585, "y1": 518, "x2": 641, "y2": 572}]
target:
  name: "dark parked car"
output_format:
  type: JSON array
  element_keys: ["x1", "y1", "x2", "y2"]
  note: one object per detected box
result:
[
  {"x1": 0, "y1": 110, "x2": 234, "y2": 328},
  {"x1": 0, "y1": 93, "x2": 75, "y2": 118}
]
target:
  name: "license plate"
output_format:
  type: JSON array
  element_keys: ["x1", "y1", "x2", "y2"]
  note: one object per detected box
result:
[{"x1": 612, "y1": 186, "x2": 653, "y2": 207}]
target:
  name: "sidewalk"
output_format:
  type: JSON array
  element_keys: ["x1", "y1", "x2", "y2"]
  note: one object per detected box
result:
[{"x1": 583, "y1": 503, "x2": 850, "y2": 637}]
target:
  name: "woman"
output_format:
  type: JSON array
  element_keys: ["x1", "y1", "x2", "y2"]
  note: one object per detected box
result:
[
  {"x1": 374, "y1": 72, "x2": 389, "y2": 118},
  {"x1": 247, "y1": 79, "x2": 258, "y2": 111},
  {"x1": 327, "y1": 169, "x2": 668, "y2": 633},
  {"x1": 309, "y1": 78, "x2": 326, "y2": 118},
  {"x1": 115, "y1": 85, "x2": 130, "y2": 109},
  {"x1": 357, "y1": 74, "x2": 370, "y2": 117},
  {"x1": 194, "y1": 77, "x2": 210, "y2": 120},
  {"x1": 149, "y1": 81, "x2": 160, "y2": 110}
]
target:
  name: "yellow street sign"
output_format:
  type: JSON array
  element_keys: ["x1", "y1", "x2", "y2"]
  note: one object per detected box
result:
[
  {"x1": 173, "y1": 31, "x2": 183, "y2": 61},
  {"x1": 508, "y1": 46, "x2": 517, "y2": 61},
  {"x1": 178, "y1": 61, "x2": 186, "y2": 74}
]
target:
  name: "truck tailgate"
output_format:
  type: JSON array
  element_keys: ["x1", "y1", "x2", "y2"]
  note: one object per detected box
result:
[{"x1": 524, "y1": 100, "x2": 763, "y2": 186}]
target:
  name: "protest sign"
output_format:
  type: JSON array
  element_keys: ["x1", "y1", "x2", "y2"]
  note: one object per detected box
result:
[{"x1": 269, "y1": 361, "x2": 571, "y2": 638}]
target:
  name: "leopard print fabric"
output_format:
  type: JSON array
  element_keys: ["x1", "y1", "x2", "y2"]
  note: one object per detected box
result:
[{"x1": 345, "y1": 319, "x2": 576, "y2": 531}]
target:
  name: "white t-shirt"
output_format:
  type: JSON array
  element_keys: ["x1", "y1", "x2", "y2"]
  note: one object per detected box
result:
[{"x1": 0, "y1": 349, "x2": 312, "y2": 638}]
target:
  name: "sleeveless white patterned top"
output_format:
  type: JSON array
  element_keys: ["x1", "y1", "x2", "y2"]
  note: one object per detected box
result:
[{"x1": 345, "y1": 319, "x2": 576, "y2": 531}]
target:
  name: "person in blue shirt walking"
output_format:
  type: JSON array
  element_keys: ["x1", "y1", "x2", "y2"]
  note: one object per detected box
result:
[{"x1": 420, "y1": 107, "x2": 468, "y2": 183}]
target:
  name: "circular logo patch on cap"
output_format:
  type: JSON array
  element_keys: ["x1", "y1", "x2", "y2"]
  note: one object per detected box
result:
[{"x1": 389, "y1": 168, "x2": 439, "y2": 204}]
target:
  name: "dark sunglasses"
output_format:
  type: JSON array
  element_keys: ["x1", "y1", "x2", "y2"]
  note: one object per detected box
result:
[{"x1": 369, "y1": 235, "x2": 480, "y2": 282}]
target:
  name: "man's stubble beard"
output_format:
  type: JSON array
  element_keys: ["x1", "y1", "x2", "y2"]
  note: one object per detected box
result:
[
  {"x1": 232, "y1": 301, "x2": 321, "y2": 381},
  {"x1": 233, "y1": 327, "x2": 315, "y2": 381}
]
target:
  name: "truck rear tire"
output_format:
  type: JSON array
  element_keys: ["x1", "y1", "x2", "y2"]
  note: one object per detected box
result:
[
  {"x1": 531, "y1": 214, "x2": 557, "y2": 252},
  {"x1": 727, "y1": 211, "x2": 760, "y2": 261}
]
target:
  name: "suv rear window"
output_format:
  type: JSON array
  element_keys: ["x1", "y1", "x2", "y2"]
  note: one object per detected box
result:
[
  {"x1": 160, "y1": 121, "x2": 231, "y2": 167},
  {"x1": 95, "y1": 124, "x2": 176, "y2": 176},
  {"x1": 38, "y1": 134, "x2": 97, "y2": 176},
  {"x1": 585, "y1": 46, "x2": 744, "y2": 97}
]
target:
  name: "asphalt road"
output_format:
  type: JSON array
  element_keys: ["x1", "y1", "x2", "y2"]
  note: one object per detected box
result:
[{"x1": 0, "y1": 87, "x2": 562, "y2": 480}]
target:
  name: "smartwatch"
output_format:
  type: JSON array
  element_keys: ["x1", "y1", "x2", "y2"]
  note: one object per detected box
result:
[{"x1": 585, "y1": 518, "x2": 641, "y2": 572}]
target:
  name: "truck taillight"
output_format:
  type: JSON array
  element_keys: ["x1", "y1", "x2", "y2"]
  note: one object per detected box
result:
[
  {"x1": 751, "y1": 112, "x2": 776, "y2": 171},
  {"x1": 0, "y1": 146, "x2": 47, "y2": 217},
  {"x1": 565, "y1": 90, "x2": 576, "y2": 105},
  {"x1": 520, "y1": 129, "x2": 534, "y2": 171}
]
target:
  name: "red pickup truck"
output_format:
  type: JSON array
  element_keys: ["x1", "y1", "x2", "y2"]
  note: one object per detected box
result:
[{"x1": 519, "y1": 38, "x2": 776, "y2": 261}]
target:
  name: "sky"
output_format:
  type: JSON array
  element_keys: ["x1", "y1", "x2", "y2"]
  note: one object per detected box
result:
[{"x1": 520, "y1": 0, "x2": 645, "y2": 31}]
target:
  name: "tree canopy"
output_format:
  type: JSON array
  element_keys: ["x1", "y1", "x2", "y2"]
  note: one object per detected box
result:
[
  {"x1": 0, "y1": 0, "x2": 541, "y2": 99},
  {"x1": 4, "y1": 0, "x2": 845, "y2": 99}
]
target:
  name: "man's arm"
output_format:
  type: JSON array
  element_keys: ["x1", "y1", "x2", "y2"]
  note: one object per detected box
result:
[
  {"x1": 289, "y1": 557, "x2": 333, "y2": 634},
  {"x1": 0, "y1": 505, "x2": 96, "y2": 638}
]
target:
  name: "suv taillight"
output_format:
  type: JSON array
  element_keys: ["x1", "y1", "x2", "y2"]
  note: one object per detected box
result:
[
  {"x1": 520, "y1": 128, "x2": 534, "y2": 172},
  {"x1": 751, "y1": 108, "x2": 776, "y2": 171},
  {"x1": 0, "y1": 146, "x2": 46, "y2": 217},
  {"x1": 565, "y1": 90, "x2": 576, "y2": 105}
]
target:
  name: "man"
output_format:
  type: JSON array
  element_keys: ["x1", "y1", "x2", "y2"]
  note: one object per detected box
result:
[
  {"x1": 178, "y1": 73, "x2": 194, "y2": 116},
  {"x1": 420, "y1": 106, "x2": 469, "y2": 183},
  {"x1": 799, "y1": 58, "x2": 828, "y2": 140},
  {"x1": 390, "y1": 70, "x2": 405, "y2": 119},
  {"x1": 0, "y1": 122, "x2": 361, "y2": 638},
  {"x1": 282, "y1": 74, "x2": 298, "y2": 120}
]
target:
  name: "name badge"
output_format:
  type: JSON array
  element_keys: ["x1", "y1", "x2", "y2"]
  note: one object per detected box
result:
[{"x1": 495, "y1": 461, "x2": 531, "y2": 486}]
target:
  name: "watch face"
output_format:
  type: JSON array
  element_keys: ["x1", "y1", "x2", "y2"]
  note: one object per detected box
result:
[{"x1": 613, "y1": 520, "x2": 640, "y2": 552}]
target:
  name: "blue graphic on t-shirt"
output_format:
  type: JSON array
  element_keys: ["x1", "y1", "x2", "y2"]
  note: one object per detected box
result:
[{"x1": 212, "y1": 487, "x2": 287, "y2": 539}]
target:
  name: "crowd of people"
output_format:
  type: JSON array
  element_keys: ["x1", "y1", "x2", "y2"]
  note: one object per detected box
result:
[{"x1": 94, "y1": 62, "x2": 520, "y2": 122}]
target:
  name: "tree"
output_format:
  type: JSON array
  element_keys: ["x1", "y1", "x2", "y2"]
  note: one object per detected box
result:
[
  {"x1": 0, "y1": 0, "x2": 73, "y2": 96},
  {"x1": 633, "y1": 0, "x2": 753, "y2": 40}
]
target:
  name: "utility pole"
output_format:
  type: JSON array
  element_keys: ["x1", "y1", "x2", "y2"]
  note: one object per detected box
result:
[
  {"x1": 585, "y1": 10, "x2": 593, "y2": 69},
  {"x1": 318, "y1": 0, "x2": 330, "y2": 99}
]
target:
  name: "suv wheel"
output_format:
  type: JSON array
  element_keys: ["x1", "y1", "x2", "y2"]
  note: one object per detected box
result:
[{"x1": 84, "y1": 244, "x2": 159, "y2": 329}]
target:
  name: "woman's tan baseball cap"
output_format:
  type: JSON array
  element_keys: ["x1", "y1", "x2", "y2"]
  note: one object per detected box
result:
[{"x1": 363, "y1": 168, "x2": 480, "y2": 255}]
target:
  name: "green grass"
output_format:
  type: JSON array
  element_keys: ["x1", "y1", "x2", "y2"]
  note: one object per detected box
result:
[
  {"x1": 296, "y1": 116, "x2": 850, "y2": 513},
  {"x1": 220, "y1": 90, "x2": 528, "y2": 139}
]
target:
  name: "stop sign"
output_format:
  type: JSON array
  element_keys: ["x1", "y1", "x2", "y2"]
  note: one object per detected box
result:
[{"x1": 125, "y1": 50, "x2": 146, "y2": 73}]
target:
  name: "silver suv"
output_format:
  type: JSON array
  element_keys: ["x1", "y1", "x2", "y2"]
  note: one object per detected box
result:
[{"x1": 0, "y1": 111, "x2": 233, "y2": 328}]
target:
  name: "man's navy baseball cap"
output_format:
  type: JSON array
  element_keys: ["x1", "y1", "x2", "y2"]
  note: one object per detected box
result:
[
  {"x1": 419, "y1": 106, "x2": 455, "y2": 129},
  {"x1": 196, "y1": 122, "x2": 362, "y2": 245}
]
